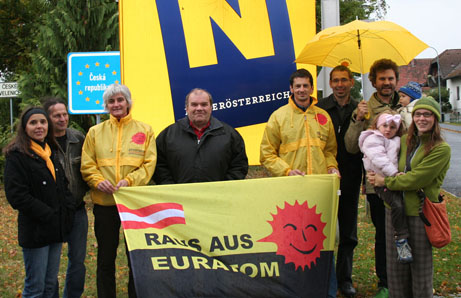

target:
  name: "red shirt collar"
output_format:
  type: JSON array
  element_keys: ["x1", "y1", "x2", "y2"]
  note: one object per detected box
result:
[{"x1": 190, "y1": 121, "x2": 210, "y2": 140}]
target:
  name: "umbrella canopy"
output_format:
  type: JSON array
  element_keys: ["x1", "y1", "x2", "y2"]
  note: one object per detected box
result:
[{"x1": 295, "y1": 20, "x2": 428, "y2": 74}]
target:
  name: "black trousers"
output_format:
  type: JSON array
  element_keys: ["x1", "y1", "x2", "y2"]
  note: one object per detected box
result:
[
  {"x1": 375, "y1": 187, "x2": 409, "y2": 240},
  {"x1": 93, "y1": 204, "x2": 137, "y2": 298},
  {"x1": 336, "y1": 180, "x2": 360, "y2": 286},
  {"x1": 367, "y1": 194, "x2": 388, "y2": 288}
]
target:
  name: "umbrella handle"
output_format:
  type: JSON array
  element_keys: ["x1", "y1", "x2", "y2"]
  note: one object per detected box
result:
[{"x1": 364, "y1": 112, "x2": 370, "y2": 120}]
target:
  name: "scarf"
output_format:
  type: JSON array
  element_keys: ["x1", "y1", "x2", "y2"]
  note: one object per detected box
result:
[{"x1": 30, "y1": 140, "x2": 56, "y2": 181}]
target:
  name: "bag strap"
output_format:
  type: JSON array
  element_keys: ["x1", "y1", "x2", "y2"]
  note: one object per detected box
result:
[{"x1": 417, "y1": 189, "x2": 431, "y2": 227}]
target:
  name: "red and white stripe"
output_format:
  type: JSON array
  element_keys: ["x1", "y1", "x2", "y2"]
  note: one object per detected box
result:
[{"x1": 116, "y1": 202, "x2": 186, "y2": 229}]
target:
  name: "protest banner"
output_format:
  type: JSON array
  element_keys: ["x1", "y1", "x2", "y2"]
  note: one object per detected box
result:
[{"x1": 114, "y1": 175, "x2": 339, "y2": 297}]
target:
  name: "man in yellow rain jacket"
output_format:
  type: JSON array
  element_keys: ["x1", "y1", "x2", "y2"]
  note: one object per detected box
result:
[
  {"x1": 260, "y1": 68, "x2": 339, "y2": 298},
  {"x1": 81, "y1": 84, "x2": 156, "y2": 298},
  {"x1": 260, "y1": 68, "x2": 339, "y2": 177}
]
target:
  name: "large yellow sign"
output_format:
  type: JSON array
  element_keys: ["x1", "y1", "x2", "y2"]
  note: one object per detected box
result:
[{"x1": 119, "y1": 0, "x2": 316, "y2": 164}]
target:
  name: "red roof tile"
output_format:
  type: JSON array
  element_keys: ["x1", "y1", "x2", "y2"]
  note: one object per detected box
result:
[{"x1": 397, "y1": 58, "x2": 432, "y2": 89}]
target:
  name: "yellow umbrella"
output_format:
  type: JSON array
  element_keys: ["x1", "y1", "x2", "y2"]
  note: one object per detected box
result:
[{"x1": 295, "y1": 19, "x2": 428, "y2": 74}]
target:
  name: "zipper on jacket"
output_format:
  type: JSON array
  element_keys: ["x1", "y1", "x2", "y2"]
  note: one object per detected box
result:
[{"x1": 304, "y1": 114, "x2": 312, "y2": 175}]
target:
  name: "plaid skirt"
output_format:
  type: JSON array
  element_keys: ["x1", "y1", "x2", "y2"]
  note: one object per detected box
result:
[{"x1": 385, "y1": 208, "x2": 433, "y2": 298}]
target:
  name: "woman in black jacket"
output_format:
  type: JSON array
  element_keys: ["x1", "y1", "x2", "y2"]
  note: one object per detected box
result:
[{"x1": 3, "y1": 107, "x2": 75, "y2": 298}]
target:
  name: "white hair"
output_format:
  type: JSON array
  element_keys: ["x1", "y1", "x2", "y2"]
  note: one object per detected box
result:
[{"x1": 102, "y1": 84, "x2": 132, "y2": 112}]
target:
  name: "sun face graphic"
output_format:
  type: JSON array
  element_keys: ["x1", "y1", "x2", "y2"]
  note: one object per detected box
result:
[{"x1": 258, "y1": 201, "x2": 327, "y2": 270}]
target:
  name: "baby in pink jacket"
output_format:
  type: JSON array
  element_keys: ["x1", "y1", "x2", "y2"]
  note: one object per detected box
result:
[{"x1": 359, "y1": 111, "x2": 413, "y2": 264}]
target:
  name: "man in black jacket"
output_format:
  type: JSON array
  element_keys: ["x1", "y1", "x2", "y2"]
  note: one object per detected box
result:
[
  {"x1": 153, "y1": 88, "x2": 248, "y2": 184},
  {"x1": 317, "y1": 66, "x2": 363, "y2": 298},
  {"x1": 43, "y1": 98, "x2": 89, "y2": 298}
]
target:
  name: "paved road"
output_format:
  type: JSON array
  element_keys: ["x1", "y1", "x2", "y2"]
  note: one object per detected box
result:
[{"x1": 440, "y1": 124, "x2": 461, "y2": 197}]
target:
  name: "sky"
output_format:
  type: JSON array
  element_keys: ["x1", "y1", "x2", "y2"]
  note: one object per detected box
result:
[{"x1": 383, "y1": 0, "x2": 461, "y2": 58}]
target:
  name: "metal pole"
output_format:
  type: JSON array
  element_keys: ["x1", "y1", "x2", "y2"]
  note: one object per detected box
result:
[
  {"x1": 429, "y1": 47, "x2": 442, "y2": 115},
  {"x1": 436, "y1": 55, "x2": 442, "y2": 115},
  {"x1": 319, "y1": 0, "x2": 340, "y2": 97},
  {"x1": 10, "y1": 98, "x2": 13, "y2": 134}
]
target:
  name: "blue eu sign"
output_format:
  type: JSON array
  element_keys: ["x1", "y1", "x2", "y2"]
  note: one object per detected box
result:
[{"x1": 67, "y1": 51, "x2": 121, "y2": 114}]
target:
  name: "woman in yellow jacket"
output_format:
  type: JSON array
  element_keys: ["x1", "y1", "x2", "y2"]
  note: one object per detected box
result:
[{"x1": 81, "y1": 83, "x2": 156, "y2": 298}]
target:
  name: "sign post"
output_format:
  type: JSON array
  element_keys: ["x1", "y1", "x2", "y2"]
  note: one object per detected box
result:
[{"x1": 0, "y1": 82, "x2": 21, "y2": 133}]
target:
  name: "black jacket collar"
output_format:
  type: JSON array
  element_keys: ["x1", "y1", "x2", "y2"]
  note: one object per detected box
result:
[{"x1": 178, "y1": 116, "x2": 223, "y2": 132}]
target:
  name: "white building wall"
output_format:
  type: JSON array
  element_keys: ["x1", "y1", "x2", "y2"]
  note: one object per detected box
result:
[{"x1": 447, "y1": 77, "x2": 461, "y2": 117}]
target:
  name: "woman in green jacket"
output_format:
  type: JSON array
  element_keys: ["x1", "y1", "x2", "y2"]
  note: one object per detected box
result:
[{"x1": 367, "y1": 97, "x2": 450, "y2": 298}]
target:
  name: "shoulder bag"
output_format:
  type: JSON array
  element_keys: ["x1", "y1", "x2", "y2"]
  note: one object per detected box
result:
[
  {"x1": 406, "y1": 146, "x2": 451, "y2": 248},
  {"x1": 417, "y1": 190, "x2": 451, "y2": 248}
]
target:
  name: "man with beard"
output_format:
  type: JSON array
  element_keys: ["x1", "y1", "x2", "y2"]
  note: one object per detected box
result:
[{"x1": 344, "y1": 59, "x2": 401, "y2": 298}]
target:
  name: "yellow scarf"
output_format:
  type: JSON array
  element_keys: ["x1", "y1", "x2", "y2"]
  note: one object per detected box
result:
[{"x1": 30, "y1": 141, "x2": 56, "y2": 181}]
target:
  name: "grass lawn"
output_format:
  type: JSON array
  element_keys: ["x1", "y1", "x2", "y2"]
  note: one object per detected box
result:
[{"x1": 1, "y1": 169, "x2": 460, "y2": 297}]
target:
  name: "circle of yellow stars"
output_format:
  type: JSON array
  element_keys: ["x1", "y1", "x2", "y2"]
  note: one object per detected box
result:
[{"x1": 76, "y1": 61, "x2": 120, "y2": 106}]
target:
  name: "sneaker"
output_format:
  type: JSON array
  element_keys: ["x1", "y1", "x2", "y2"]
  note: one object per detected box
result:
[
  {"x1": 375, "y1": 287, "x2": 389, "y2": 298},
  {"x1": 396, "y1": 238, "x2": 413, "y2": 264}
]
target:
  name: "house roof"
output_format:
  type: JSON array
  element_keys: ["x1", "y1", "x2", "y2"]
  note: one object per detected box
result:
[
  {"x1": 430, "y1": 49, "x2": 461, "y2": 79},
  {"x1": 446, "y1": 63, "x2": 461, "y2": 79},
  {"x1": 397, "y1": 58, "x2": 432, "y2": 89}
]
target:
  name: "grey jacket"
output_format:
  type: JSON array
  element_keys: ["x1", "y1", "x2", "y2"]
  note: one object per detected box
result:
[{"x1": 57, "y1": 128, "x2": 89, "y2": 207}]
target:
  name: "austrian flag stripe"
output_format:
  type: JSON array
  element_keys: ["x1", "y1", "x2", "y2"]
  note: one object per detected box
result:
[{"x1": 116, "y1": 203, "x2": 186, "y2": 229}]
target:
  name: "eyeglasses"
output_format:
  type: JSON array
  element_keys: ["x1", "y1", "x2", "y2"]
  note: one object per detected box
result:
[
  {"x1": 414, "y1": 112, "x2": 434, "y2": 118},
  {"x1": 331, "y1": 78, "x2": 350, "y2": 84}
]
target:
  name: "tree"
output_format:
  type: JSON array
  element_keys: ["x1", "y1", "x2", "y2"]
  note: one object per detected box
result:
[
  {"x1": 15, "y1": 0, "x2": 119, "y2": 131},
  {"x1": 316, "y1": 0, "x2": 388, "y2": 32},
  {"x1": 427, "y1": 87, "x2": 451, "y2": 113},
  {"x1": 0, "y1": 0, "x2": 50, "y2": 81},
  {"x1": 350, "y1": 75, "x2": 362, "y2": 101},
  {"x1": 0, "y1": 0, "x2": 51, "y2": 136},
  {"x1": 18, "y1": 0, "x2": 119, "y2": 104}
]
